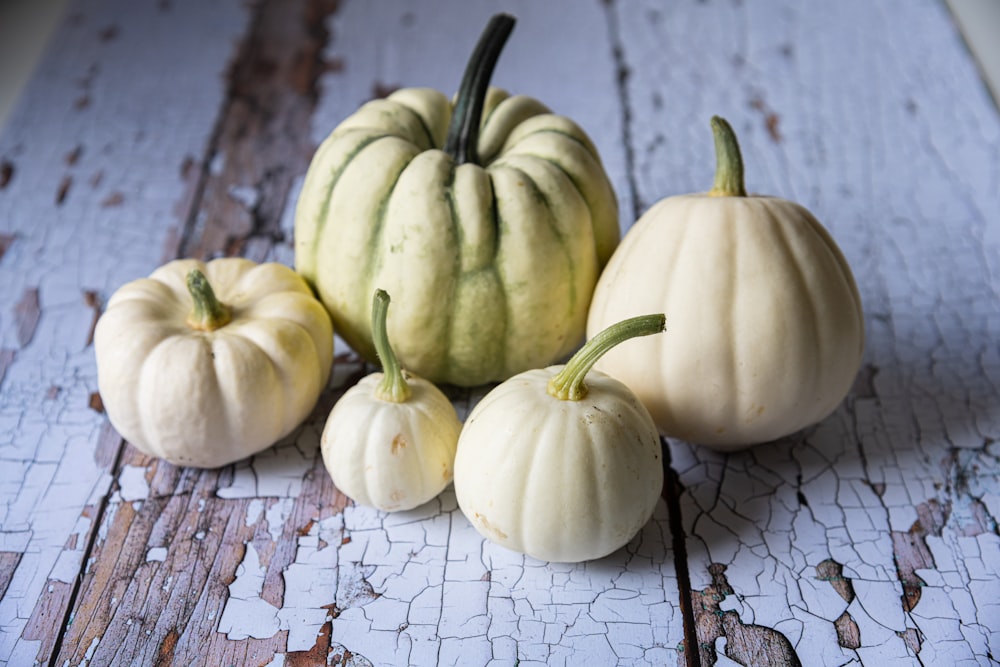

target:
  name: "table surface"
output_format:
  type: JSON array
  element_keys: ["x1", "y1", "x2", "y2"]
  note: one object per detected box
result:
[{"x1": 2, "y1": 1, "x2": 999, "y2": 665}]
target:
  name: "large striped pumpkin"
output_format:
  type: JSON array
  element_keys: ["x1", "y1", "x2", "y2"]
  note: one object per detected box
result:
[{"x1": 294, "y1": 14, "x2": 618, "y2": 386}]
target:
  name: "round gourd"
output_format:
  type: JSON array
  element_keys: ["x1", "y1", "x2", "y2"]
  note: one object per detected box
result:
[
  {"x1": 94, "y1": 258, "x2": 334, "y2": 468},
  {"x1": 586, "y1": 117, "x2": 864, "y2": 450},
  {"x1": 294, "y1": 14, "x2": 618, "y2": 387},
  {"x1": 454, "y1": 314, "x2": 665, "y2": 563},
  {"x1": 321, "y1": 290, "x2": 461, "y2": 511}
]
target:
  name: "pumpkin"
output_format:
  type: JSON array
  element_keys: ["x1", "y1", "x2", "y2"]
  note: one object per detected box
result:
[
  {"x1": 320, "y1": 289, "x2": 461, "y2": 511},
  {"x1": 586, "y1": 117, "x2": 864, "y2": 450},
  {"x1": 454, "y1": 314, "x2": 665, "y2": 563},
  {"x1": 94, "y1": 258, "x2": 334, "y2": 468},
  {"x1": 294, "y1": 13, "x2": 619, "y2": 387}
]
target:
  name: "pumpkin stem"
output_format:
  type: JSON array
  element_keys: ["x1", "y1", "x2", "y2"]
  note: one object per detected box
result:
[
  {"x1": 372, "y1": 289, "x2": 412, "y2": 403},
  {"x1": 186, "y1": 269, "x2": 232, "y2": 331},
  {"x1": 708, "y1": 116, "x2": 747, "y2": 197},
  {"x1": 547, "y1": 314, "x2": 665, "y2": 401},
  {"x1": 442, "y1": 13, "x2": 516, "y2": 166}
]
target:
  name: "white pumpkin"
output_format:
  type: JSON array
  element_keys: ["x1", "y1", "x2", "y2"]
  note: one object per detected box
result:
[
  {"x1": 321, "y1": 290, "x2": 461, "y2": 511},
  {"x1": 94, "y1": 258, "x2": 334, "y2": 468},
  {"x1": 587, "y1": 117, "x2": 864, "y2": 450},
  {"x1": 454, "y1": 314, "x2": 665, "y2": 563}
]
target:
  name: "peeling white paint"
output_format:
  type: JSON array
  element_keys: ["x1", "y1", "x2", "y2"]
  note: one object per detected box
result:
[
  {"x1": 216, "y1": 437, "x2": 313, "y2": 500},
  {"x1": 146, "y1": 547, "x2": 167, "y2": 562},
  {"x1": 265, "y1": 498, "x2": 294, "y2": 543},
  {"x1": 79, "y1": 636, "x2": 100, "y2": 667},
  {"x1": 262, "y1": 653, "x2": 285, "y2": 667},
  {"x1": 116, "y1": 465, "x2": 150, "y2": 502},
  {"x1": 246, "y1": 498, "x2": 265, "y2": 526},
  {"x1": 325, "y1": 488, "x2": 678, "y2": 666},
  {"x1": 217, "y1": 542, "x2": 280, "y2": 641},
  {"x1": 277, "y1": 515, "x2": 342, "y2": 651}
]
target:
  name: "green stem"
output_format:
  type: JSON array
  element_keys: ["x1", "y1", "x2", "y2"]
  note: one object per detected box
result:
[
  {"x1": 547, "y1": 314, "x2": 666, "y2": 401},
  {"x1": 707, "y1": 115, "x2": 747, "y2": 197},
  {"x1": 372, "y1": 289, "x2": 412, "y2": 403},
  {"x1": 186, "y1": 269, "x2": 231, "y2": 331},
  {"x1": 442, "y1": 13, "x2": 516, "y2": 165}
]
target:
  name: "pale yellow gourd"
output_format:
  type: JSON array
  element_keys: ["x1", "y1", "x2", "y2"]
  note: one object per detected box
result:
[
  {"x1": 587, "y1": 117, "x2": 864, "y2": 450},
  {"x1": 94, "y1": 258, "x2": 334, "y2": 468},
  {"x1": 294, "y1": 14, "x2": 618, "y2": 386},
  {"x1": 454, "y1": 315, "x2": 665, "y2": 563},
  {"x1": 321, "y1": 290, "x2": 461, "y2": 512}
]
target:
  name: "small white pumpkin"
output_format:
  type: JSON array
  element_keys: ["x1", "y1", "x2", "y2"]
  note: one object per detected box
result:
[
  {"x1": 321, "y1": 290, "x2": 461, "y2": 512},
  {"x1": 94, "y1": 258, "x2": 334, "y2": 468},
  {"x1": 587, "y1": 117, "x2": 864, "y2": 450},
  {"x1": 454, "y1": 314, "x2": 665, "y2": 563}
]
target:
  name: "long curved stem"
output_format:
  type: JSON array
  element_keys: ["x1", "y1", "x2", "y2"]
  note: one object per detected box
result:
[
  {"x1": 186, "y1": 269, "x2": 231, "y2": 331},
  {"x1": 708, "y1": 116, "x2": 747, "y2": 197},
  {"x1": 547, "y1": 314, "x2": 665, "y2": 401},
  {"x1": 442, "y1": 14, "x2": 516, "y2": 165},
  {"x1": 372, "y1": 289, "x2": 412, "y2": 403}
]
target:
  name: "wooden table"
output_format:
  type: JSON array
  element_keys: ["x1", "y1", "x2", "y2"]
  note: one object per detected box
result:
[{"x1": 2, "y1": 1, "x2": 998, "y2": 665}]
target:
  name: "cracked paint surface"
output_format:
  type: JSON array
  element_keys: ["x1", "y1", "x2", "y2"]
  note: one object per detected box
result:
[{"x1": 1, "y1": 0, "x2": 999, "y2": 665}]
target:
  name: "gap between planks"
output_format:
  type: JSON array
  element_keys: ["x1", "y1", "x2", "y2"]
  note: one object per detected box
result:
[{"x1": 46, "y1": 0, "x2": 338, "y2": 664}]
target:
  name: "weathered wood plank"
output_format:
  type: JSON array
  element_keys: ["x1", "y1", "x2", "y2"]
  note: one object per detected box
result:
[
  {"x1": 0, "y1": 0, "x2": 252, "y2": 662},
  {"x1": 175, "y1": 0, "x2": 338, "y2": 263},
  {"x1": 614, "y1": 0, "x2": 1000, "y2": 665}
]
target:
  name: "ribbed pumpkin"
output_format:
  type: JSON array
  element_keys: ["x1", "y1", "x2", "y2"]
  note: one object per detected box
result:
[
  {"x1": 321, "y1": 290, "x2": 461, "y2": 512},
  {"x1": 586, "y1": 117, "x2": 864, "y2": 450},
  {"x1": 454, "y1": 315, "x2": 665, "y2": 563},
  {"x1": 94, "y1": 258, "x2": 334, "y2": 468},
  {"x1": 294, "y1": 14, "x2": 618, "y2": 387}
]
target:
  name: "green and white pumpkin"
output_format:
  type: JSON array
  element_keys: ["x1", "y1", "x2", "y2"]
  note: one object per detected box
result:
[{"x1": 295, "y1": 14, "x2": 618, "y2": 387}]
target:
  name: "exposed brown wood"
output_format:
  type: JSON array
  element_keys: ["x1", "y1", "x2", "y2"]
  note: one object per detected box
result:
[
  {"x1": 892, "y1": 499, "x2": 949, "y2": 613},
  {"x1": 0, "y1": 160, "x2": 13, "y2": 188},
  {"x1": 816, "y1": 559, "x2": 855, "y2": 604},
  {"x1": 65, "y1": 145, "x2": 83, "y2": 166},
  {"x1": 52, "y1": 439, "x2": 352, "y2": 665},
  {"x1": 690, "y1": 563, "x2": 734, "y2": 667},
  {"x1": 0, "y1": 233, "x2": 13, "y2": 260},
  {"x1": 690, "y1": 563, "x2": 802, "y2": 667},
  {"x1": 898, "y1": 628, "x2": 922, "y2": 655},
  {"x1": 22, "y1": 579, "x2": 73, "y2": 664},
  {"x1": 53, "y1": 361, "x2": 359, "y2": 665},
  {"x1": 720, "y1": 610, "x2": 801, "y2": 667},
  {"x1": 834, "y1": 612, "x2": 861, "y2": 650},
  {"x1": 55, "y1": 175, "x2": 72, "y2": 204},
  {"x1": 0, "y1": 349, "x2": 14, "y2": 388},
  {"x1": 176, "y1": 0, "x2": 339, "y2": 260},
  {"x1": 93, "y1": 423, "x2": 122, "y2": 470},
  {"x1": 14, "y1": 287, "x2": 40, "y2": 347},
  {"x1": 0, "y1": 552, "x2": 22, "y2": 600},
  {"x1": 82, "y1": 289, "x2": 101, "y2": 347},
  {"x1": 100, "y1": 191, "x2": 124, "y2": 207}
]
